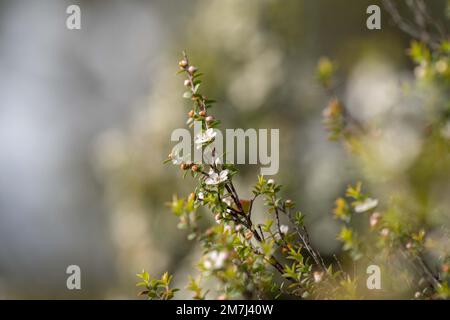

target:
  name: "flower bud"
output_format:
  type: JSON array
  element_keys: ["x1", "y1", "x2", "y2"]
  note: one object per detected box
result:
[
  {"x1": 188, "y1": 192, "x2": 196, "y2": 201},
  {"x1": 188, "y1": 110, "x2": 194, "y2": 118},
  {"x1": 245, "y1": 230, "x2": 253, "y2": 240},
  {"x1": 380, "y1": 228, "x2": 390, "y2": 237},
  {"x1": 184, "y1": 79, "x2": 191, "y2": 87},
  {"x1": 191, "y1": 164, "x2": 199, "y2": 172},
  {"x1": 199, "y1": 110, "x2": 206, "y2": 117},
  {"x1": 188, "y1": 66, "x2": 197, "y2": 74},
  {"x1": 180, "y1": 163, "x2": 189, "y2": 170},
  {"x1": 205, "y1": 116, "x2": 214, "y2": 123},
  {"x1": 369, "y1": 212, "x2": 381, "y2": 228},
  {"x1": 406, "y1": 242, "x2": 413, "y2": 250},
  {"x1": 179, "y1": 60, "x2": 188, "y2": 68},
  {"x1": 267, "y1": 179, "x2": 275, "y2": 185},
  {"x1": 442, "y1": 264, "x2": 450, "y2": 273}
]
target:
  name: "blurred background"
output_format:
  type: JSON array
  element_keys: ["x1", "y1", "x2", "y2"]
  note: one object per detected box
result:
[{"x1": 0, "y1": 0, "x2": 448, "y2": 298}]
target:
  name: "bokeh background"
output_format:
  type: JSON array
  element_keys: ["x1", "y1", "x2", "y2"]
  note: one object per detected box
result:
[{"x1": 0, "y1": 0, "x2": 448, "y2": 298}]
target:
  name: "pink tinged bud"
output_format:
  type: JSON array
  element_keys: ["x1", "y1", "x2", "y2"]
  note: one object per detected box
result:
[
  {"x1": 206, "y1": 116, "x2": 214, "y2": 123},
  {"x1": 369, "y1": 212, "x2": 381, "y2": 228},
  {"x1": 188, "y1": 66, "x2": 197, "y2": 74},
  {"x1": 184, "y1": 79, "x2": 191, "y2": 87}
]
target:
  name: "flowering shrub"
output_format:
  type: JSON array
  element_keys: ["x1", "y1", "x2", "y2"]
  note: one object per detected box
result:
[
  {"x1": 316, "y1": 2, "x2": 450, "y2": 299},
  {"x1": 137, "y1": 3, "x2": 450, "y2": 300}
]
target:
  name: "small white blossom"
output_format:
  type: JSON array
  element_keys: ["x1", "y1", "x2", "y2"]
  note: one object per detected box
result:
[
  {"x1": 267, "y1": 179, "x2": 275, "y2": 185},
  {"x1": 205, "y1": 169, "x2": 229, "y2": 185},
  {"x1": 195, "y1": 128, "x2": 216, "y2": 149},
  {"x1": 380, "y1": 228, "x2": 390, "y2": 237},
  {"x1": 280, "y1": 225, "x2": 289, "y2": 235},
  {"x1": 197, "y1": 192, "x2": 205, "y2": 200},
  {"x1": 204, "y1": 251, "x2": 228, "y2": 270},
  {"x1": 222, "y1": 197, "x2": 232, "y2": 206},
  {"x1": 354, "y1": 198, "x2": 379, "y2": 213},
  {"x1": 170, "y1": 147, "x2": 186, "y2": 165},
  {"x1": 313, "y1": 271, "x2": 324, "y2": 283}
]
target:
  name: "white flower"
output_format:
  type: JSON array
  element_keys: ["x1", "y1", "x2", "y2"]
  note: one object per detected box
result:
[
  {"x1": 195, "y1": 128, "x2": 216, "y2": 149},
  {"x1": 204, "y1": 251, "x2": 228, "y2": 270},
  {"x1": 203, "y1": 260, "x2": 212, "y2": 270},
  {"x1": 222, "y1": 197, "x2": 232, "y2": 206},
  {"x1": 354, "y1": 198, "x2": 378, "y2": 213},
  {"x1": 380, "y1": 228, "x2": 390, "y2": 237},
  {"x1": 280, "y1": 225, "x2": 289, "y2": 235},
  {"x1": 313, "y1": 271, "x2": 324, "y2": 283},
  {"x1": 205, "y1": 169, "x2": 229, "y2": 185},
  {"x1": 267, "y1": 179, "x2": 275, "y2": 185},
  {"x1": 214, "y1": 157, "x2": 222, "y2": 166},
  {"x1": 197, "y1": 192, "x2": 205, "y2": 200},
  {"x1": 170, "y1": 147, "x2": 186, "y2": 165}
]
